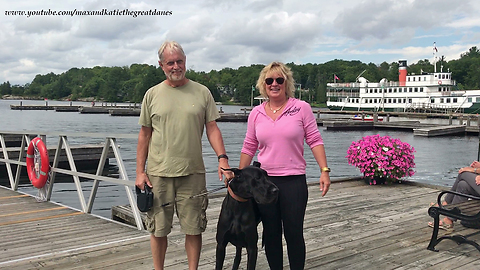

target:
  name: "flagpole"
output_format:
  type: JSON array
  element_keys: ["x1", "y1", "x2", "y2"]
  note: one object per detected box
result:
[{"x1": 334, "y1": 74, "x2": 336, "y2": 83}]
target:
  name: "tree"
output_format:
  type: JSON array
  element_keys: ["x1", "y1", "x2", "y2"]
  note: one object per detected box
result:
[
  {"x1": 461, "y1": 46, "x2": 480, "y2": 59},
  {"x1": 83, "y1": 77, "x2": 105, "y2": 98},
  {"x1": 0, "y1": 81, "x2": 12, "y2": 96},
  {"x1": 3, "y1": 46, "x2": 480, "y2": 103},
  {"x1": 11, "y1": 84, "x2": 25, "y2": 96}
]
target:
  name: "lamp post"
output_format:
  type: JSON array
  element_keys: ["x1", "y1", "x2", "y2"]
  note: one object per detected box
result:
[
  {"x1": 295, "y1": 83, "x2": 302, "y2": 100},
  {"x1": 251, "y1": 85, "x2": 254, "y2": 107}
]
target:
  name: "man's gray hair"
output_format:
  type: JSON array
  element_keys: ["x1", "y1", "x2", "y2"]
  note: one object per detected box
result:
[{"x1": 158, "y1": 41, "x2": 186, "y2": 62}]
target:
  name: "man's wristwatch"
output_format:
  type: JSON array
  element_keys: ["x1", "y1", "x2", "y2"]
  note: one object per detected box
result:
[
  {"x1": 218, "y1": 154, "x2": 229, "y2": 161},
  {"x1": 321, "y1": 167, "x2": 331, "y2": 173}
]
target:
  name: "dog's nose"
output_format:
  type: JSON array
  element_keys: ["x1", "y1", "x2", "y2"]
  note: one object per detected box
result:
[{"x1": 270, "y1": 185, "x2": 279, "y2": 195}]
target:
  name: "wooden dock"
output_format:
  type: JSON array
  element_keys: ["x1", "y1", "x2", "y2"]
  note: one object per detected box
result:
[
  {"x1": 217, "y1": 113, "x2": 248, "y2": 122},
  {"x1": 3, "y1": 179, "x2": 480, "y2": 269},
  {"x1": 0, "y1": 186, "x2": 151, "y2": 270},
  {"x1": 10, "y1": 103, "x2": 140, "y2": 111},
  {"x1": 109, "y1": 109, "x2": 141, "y2": 116},
  {"x1": 414, "y1": 125, "x2": 467, "y2": 136}
]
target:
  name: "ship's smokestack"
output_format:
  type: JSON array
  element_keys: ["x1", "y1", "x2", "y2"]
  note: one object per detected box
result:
[{"x1": 399, "y1": 60, "x2": 407, "y2": 86}]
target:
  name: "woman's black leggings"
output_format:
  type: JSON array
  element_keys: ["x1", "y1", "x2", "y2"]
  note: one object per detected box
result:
[{"x1": 257, "y1": 174, "x2": 308, "y2": 270}]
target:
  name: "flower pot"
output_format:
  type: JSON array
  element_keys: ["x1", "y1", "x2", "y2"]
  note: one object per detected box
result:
[
  {"x1": 346, "y1": 135, "x2": 416, "y2": 184},
  {"x1": 364, "y1": 176, "x2": 386, "y2": 185}
]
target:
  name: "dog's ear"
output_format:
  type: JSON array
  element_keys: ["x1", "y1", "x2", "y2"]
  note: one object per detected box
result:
[{"x1": 252, "y1": 161, "x2": 261, "y2": 168}]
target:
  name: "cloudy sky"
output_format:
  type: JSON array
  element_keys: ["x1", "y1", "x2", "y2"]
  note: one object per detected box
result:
[{"x1": 2, "y1": 0, "x2": 480, "y2": 85}]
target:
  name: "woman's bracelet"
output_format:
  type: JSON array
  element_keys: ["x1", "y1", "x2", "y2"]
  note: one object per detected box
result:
[{"x1": 475, "y1": 168, "x2": 477, "y2": 174}]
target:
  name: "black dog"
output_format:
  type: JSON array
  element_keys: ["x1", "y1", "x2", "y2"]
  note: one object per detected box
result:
[{"x1": 215, "y1": 162, "x2": 279, "y2": 270}]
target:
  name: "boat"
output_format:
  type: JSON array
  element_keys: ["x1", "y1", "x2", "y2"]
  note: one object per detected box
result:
[
  {"x1": 326, "y1": 48, "x2": 480, "y2": 114},
  {"x1": 351, "y1": 114, "x2": 383, "y2": 121}
]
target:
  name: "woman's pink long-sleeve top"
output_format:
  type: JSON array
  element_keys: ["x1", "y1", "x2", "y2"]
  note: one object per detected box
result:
[{"x1": 241, "y1": 98, "x2": 324, "y2": 176}]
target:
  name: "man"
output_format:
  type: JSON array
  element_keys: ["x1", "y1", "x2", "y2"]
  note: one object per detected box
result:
[{"x1": 136, "y1": 40, "x2": 231, "y2": 270}]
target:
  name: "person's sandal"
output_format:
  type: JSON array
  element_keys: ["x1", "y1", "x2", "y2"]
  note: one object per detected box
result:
[
  {"x1": 429, "y1": 201, "x2": 447, "y2": 208},
  {"x1": 428, "y1": 221, "x2": 454, "y2": 234}
]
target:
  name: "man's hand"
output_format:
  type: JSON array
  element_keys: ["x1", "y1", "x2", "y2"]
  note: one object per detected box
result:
[
  {"x1": 219, "y1": 159, "x2": 234, "y2": 186},
  {"x1": 135, "y1": 172, "x2": 152, "y2": 190}
]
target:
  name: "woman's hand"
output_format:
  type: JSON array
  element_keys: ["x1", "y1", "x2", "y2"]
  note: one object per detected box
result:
[
  {"x1": 459, "y1": 166, "x2": 475, "y2": 174},
  {"x1": 471, "y1": 161, "x2": 480, "y2": 168},
  {"x1": 476, "y1": 175, "x2": 480, "y2": 185},
  {"x1": 319, "y1": 174, "x2": 330, "y2": 197}
]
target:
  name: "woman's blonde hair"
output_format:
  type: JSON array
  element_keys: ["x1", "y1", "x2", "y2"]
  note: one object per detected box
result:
[{"x1": 256, "y1": 61, "x2": 295, "y2": 100}]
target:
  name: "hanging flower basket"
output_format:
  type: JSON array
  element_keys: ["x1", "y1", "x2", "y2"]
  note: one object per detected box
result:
[{"x1": 346, "y1": 134, "x2": 416, "y2": 185}]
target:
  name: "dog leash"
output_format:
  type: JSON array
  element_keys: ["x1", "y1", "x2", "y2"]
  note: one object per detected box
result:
[{"x1": 160, "y1": 181, "x2": 232, "y2": 207}]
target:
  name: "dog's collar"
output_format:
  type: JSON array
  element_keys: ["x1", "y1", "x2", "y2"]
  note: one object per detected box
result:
[{"x1": 227, "y1": 186, "x2": 248, "y2": 202}]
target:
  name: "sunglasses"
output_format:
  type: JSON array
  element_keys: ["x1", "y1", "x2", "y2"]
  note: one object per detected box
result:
[{"x1": 265, "y1": 77, "x2": 285, "y2": 85}]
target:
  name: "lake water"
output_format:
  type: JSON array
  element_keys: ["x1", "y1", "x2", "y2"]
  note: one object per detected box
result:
[{"x1": 1, "y1": 99, "x2": 479, "y2": 218}]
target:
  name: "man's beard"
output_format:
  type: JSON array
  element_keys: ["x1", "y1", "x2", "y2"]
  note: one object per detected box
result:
[{"x1": 166, "y1": 70, "x2": 184, "y2": 81}]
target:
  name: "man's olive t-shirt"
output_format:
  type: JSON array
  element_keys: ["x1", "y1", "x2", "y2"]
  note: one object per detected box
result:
[{"x1": 139, "y1": 80, "x2": 220, "y2": 177}]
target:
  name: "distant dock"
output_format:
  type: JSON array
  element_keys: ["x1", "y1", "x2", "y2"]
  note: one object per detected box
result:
[
  {"x1": 9, "y1": 103, "x2": 480, "y2": 134},
  {"x1": 316, "y1": 111, "x2": 480, "y2": 137},
  {"x1": 9, "y1": 102, "x2": 250, "y2": 120},
  {"x1": 10, "y1": 102, "x2": 140, "y2": 111}
]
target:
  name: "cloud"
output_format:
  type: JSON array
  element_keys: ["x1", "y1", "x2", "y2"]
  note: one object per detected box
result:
[
  {"x1": 168, "y1": 11, "x2": 323, "y2": 71},
  {"x1": 334, "y1": 0, "x2": 473, "y2": 41},
  {"x1": 1, "y1": 0, "x2": 480, "y2": 85}
]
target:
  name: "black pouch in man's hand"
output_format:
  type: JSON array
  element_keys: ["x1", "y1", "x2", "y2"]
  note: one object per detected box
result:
[{"x1": 136, "y1": 184, "x2": 153, "y2": 212}]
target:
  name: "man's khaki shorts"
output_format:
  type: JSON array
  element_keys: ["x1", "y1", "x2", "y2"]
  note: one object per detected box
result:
[{"x1": 145, "y1": 173, "x2": 208, "y2": 237}]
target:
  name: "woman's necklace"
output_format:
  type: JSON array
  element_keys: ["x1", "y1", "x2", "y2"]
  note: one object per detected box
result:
[{"x1": 268, "y1": 99, "x2": 288, "y2": 114}]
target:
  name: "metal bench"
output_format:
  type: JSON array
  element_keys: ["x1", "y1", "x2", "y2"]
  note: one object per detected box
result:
[{"x1": 427, "y1": 190, "x2": 480, "y2": 252}]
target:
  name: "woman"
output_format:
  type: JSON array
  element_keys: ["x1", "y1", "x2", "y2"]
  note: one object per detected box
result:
[
  {"x1": 239, "y1": 61, "x2": 331, "y2": 269},
  {"x1": 428, "y1": 161, "x2": 480, "y2": 232}
]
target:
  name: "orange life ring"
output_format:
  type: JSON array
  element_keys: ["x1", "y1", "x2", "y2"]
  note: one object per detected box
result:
[{"x1": 26, "y1": 137, "x2": 50, "y2": 188}]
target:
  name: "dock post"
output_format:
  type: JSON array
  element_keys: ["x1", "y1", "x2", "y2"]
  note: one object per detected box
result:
[
  {"x1": 478, "y1": 115, "x2": 480, "y2": 161},
  {"x1": 386, "y1": 113, "x2": 390, "y2": 122},
  {"x1": 373, "y1": 112, "x2": 378, "y2": 123},
  {"x1": 467, "y1": 115, "x2": 471, "y2": 126},
  {"x1": 449, "y1": 115, "x2": 453, "y2": 125}
]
